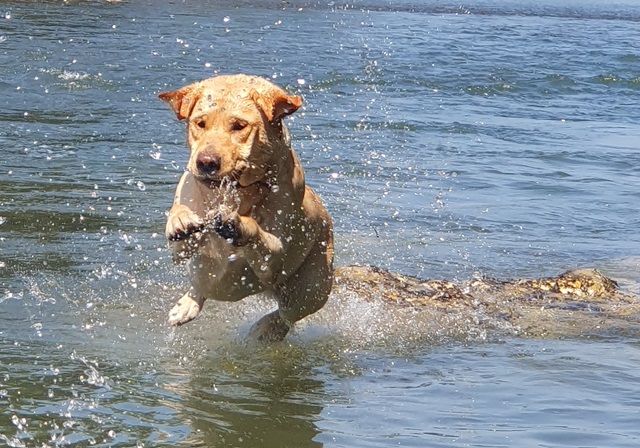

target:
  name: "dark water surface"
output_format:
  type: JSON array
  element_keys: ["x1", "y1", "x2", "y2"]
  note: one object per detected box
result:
[{"x1": 1, "y1": 0, "x2": 640, "y2": 446}]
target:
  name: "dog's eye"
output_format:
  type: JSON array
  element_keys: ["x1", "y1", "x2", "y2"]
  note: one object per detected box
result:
[
  {"x1": 231, "y1": 119, "x2": 248, "y2": 132},
  {"x1": 195, "y1": 119, "x2": 206, "y2": 129}
]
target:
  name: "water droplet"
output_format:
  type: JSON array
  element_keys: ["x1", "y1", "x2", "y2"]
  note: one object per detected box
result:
[
  {"x1": 10, "y1": 415, "x2": 26, "y2": 431},
  {"x1": 136, "y1": 181, "x2": 146, "y2": 191},
  {"x1": 223, "y1": 16, "x2": 230, "y2": 23},
  {"x1": 297, "y1": 78, "x2": 306, "y2": 85}
]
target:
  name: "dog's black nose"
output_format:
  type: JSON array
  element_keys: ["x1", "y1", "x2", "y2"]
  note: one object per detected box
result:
[{"x1": 196, "y1": 154, "x2": 221, "y2": 176}]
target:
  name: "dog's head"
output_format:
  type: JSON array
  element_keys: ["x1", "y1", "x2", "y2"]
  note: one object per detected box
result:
[{"x1": 159, "y1": 74, "x2": 302, "y2": 187}]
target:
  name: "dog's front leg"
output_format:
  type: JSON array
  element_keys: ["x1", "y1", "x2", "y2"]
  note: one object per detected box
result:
[
  {"x1": 209, "y1": 210, "x2": 284, "y2": 283},
  {"x1": 165, "y1": 172, "x2": 211, "y2": 262},
  {"x1": 165, "y1": 203, "x2": 206, "y2": 262}
]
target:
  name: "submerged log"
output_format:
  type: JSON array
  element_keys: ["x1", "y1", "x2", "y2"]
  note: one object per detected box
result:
[{"x1": 333, "y1": 265, "x2": 640, "y2": 339}]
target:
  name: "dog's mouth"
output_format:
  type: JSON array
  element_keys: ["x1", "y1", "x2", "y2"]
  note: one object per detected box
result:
[
  {"x1": 195, "y1": 176, "x2": 234, "y2": 189},
  {"x1": 192, "y1": 163, "x2": 270, "y2": 191},
  {"x1": 193, "y1": 170, "x2": 241, "y2": 189},
  {"x1": 199, "y1": 176, "x2": 222, "y2": 187}
]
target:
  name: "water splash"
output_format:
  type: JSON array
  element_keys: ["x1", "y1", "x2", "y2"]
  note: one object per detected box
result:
[{"x1": 209, "y1": 178, "x2": 242, "y2": 218}]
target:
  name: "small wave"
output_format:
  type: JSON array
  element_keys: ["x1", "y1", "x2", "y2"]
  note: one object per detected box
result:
[
  {"x1": 58, "y1": 70, "x2": 91, "y2": 81},
  {"x1": 38, "y1": 68, "x2": 111, "y2": 90},
  {"x1": 594, "y1": 74, "x2": 623, "y2": 85},
  {"x1": 456, "y1": 73, "x2": 640, "y2": 98},
  {"x1": 336, "y1": 119, "x2": 422, "y2": 133},
  {"x1": 313, "y1": 1, "x2": 640, "y2": 23},
  {"x1": 464, "y1": 82, "x2": 516, "y2": 96},
  {"x1": 619, "y1": 53, "x2": 640, "y2": 63},
  {"x1": 310, "y1": 73, "x2": 386, "y2": 91},
  {"x1": 592, "y1": 74, "x2": 640, "y2": 90},
  {"x1": 543, "y1": 74, "x2": 578, "y2": 87}
]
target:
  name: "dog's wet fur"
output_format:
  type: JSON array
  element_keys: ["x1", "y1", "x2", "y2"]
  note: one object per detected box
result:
[{"x1": 160, "y1": 74, "x2": 333, "y2": 341}]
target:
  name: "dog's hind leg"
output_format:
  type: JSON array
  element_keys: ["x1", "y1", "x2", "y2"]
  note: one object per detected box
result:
[
  {"x1": 247, "y1": 310, "x2": 291, "y2": 342},
  {"x1": 168, "y1": 289, "x2": 205, "y2": 326},
  {"x1": 248, "y1": 235, "x2": 334, "y2": 342}
]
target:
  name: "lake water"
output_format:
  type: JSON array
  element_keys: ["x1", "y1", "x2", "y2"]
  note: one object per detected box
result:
[{"x1": 1, "y1": 0, "x2": 640, "y2": 446}]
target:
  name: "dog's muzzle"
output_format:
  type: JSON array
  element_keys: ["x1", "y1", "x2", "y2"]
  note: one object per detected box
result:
[{"x1": 196, "y1": 154, "x2": 221, "y2": 178}]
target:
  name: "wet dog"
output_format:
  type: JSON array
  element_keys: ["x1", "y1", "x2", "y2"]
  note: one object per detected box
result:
[{"x1": 159, "y1": 74, "x2": 334, "y2": 341}]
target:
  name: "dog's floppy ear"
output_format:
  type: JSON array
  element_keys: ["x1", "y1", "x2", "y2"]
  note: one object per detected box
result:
[
  {"x1": 251, "y1": 88, "x2": 303, "y2": 123},
  {"x1": 158, "y1": 84, "x2": 202, "y2": 121}
]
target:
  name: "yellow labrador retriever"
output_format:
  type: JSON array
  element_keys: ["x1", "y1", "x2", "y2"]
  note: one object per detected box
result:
[{"x1": 159, "y1": 74, "x2": 334, "y2": 341}]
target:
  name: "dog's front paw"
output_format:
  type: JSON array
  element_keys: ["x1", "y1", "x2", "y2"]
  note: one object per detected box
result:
[
  {"x1": 211, "y1": 211, "x2": 245, "y2": 246},
  {"x1": 168, "y1": 293, "x2": 204, "y2": 326},
  {"x1": 166, "y1": 205, "x2": 205, "y2": 242}
]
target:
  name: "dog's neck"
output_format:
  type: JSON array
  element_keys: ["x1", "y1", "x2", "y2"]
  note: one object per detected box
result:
[
  {"x1": 271, "y1": 142, "x2": 306, "y2": 201},
  {"x1": 239, "y1": 145, "x2": 306, "y2": 215}
]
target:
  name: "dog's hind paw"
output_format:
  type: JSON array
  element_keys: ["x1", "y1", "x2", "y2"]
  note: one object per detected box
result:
[
  {"x1": 168, "y1": 293, "x2": 204, "y2": 326},
  {"x1": 247, "y1": 311, "x2": 291, "y2": 342}
]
